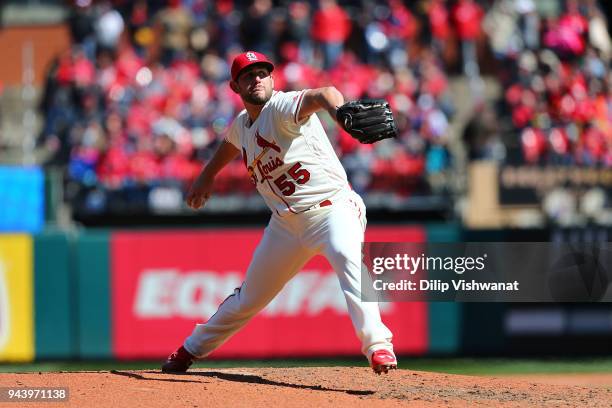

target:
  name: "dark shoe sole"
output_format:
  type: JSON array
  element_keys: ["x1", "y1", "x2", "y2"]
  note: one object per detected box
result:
[
  {"x1": 161, "y1": 363, "x2": 192, "y2": 374},
  {"x1": 373, "y1": 363, "x2": 397, "y2": 375}
]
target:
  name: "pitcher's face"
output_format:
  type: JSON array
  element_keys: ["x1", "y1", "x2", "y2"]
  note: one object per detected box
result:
[{"x1": 232, "y1": 65, "x2": 274, "y2": 105}]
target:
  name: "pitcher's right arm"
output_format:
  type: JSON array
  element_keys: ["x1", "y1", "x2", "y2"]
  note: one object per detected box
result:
[{"x1": 186, "y1": 140, "x2": 240, "y2": 209}]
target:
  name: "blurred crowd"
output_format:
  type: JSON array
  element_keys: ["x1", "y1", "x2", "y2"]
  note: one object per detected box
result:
[
  {"x1": 38, "y1": 0, "x2": 611, "y2": 214},
  {"x1": 39, "y1": 0, "x2": 464, "y2": 213},
  {"x1": 480, "y1": 0, "x2": 611, "y2": 166}
]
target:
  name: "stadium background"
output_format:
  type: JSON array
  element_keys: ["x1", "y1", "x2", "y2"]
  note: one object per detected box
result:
[{"x1": 0, "y1": 0, "x2": 611, "y2": 367}]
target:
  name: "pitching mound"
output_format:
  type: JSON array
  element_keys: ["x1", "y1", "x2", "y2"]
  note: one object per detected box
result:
[{"x1": 1, "y1": 367, "x2": 611, "y2": 407}]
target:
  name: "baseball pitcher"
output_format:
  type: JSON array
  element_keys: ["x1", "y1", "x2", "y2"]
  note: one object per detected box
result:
[{"x1": 162, "y1": 51, "x2": 398, "y2": 374}]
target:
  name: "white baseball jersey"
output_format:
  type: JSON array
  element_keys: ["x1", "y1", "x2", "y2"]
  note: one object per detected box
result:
[{"x1": 224, "y1": 90, "x2": 351, "y2": 216}]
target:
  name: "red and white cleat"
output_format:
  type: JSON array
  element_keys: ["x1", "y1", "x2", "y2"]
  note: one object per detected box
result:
[
  {"x1": 161, "y1": 346, "x2": 195, "y2": 373},
  {"x1": 370, "y1": 349, "x2": 397, "y2": 374}
]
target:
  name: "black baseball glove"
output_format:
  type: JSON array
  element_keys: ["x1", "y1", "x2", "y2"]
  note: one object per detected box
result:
[{"x1": 336, "y1": 99, "x2": 398, "y2": 144}]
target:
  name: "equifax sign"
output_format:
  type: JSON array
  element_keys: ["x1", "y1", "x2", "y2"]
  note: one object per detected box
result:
[
  {"x1": 134, "y1": 269, "x2": 242, "y2": 319},
  {"x1": 134, "y1": 269, "x2": 393, "y2": 320},
  {"x1": 112, "y1": 229, "x2": 427, "y2": 359}
]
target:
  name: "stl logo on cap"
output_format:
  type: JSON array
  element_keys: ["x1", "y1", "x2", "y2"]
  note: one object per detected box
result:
[{"x1": 231, "y1": 51, "x2": 275, "y2": 81}]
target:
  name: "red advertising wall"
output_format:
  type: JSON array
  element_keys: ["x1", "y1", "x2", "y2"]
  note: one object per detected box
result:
[{"x1": 112, "y1": 227, "x2": 427, "y2": 359}]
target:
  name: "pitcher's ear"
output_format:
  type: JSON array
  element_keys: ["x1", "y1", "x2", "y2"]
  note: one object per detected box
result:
[{"x1": 230, "y1": 80, "x2": 240, "y2": 94}]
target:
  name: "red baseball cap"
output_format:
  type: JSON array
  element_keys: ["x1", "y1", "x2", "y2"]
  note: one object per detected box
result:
[{"x1": 231, "y1": 51, "x2": 275, "y2": 82}]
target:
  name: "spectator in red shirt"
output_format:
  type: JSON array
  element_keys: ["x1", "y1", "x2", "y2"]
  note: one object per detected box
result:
[
  {"x1": 72, "y1": 48, "x2": 96, "y2": 88},
  {"x1": 429, "y1": 0, "x2": 451, "y2": 53},
  {"x1": 581, "y1": 125, "x2": 607, "y2": 164},
  {"x1": 452, "y1": 0, "x2": 483, "y2": 40},
  {"x1": 521, "y1": 127, "x2": 547, "y2": 163},
  {"x1": 130, "y1": 138, "x2": 161, "y2": 184},
  {"x1": 311, "y1": 0, "x2": 352, "y2": 69},
  {"x1": 560, "y1": 0, "x2": 589, "y2": 37},
  {"x1": 452, "y1": 0, "x2": 484, "y2": 78}
]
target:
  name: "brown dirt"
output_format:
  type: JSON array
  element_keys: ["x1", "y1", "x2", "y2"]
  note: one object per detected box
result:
[
  {"x1": 494, "y1": 373, "x2": 612, "y2": 389},
  {"x1": 0, "y1": 367, "x2": 611, "y2": 408}
]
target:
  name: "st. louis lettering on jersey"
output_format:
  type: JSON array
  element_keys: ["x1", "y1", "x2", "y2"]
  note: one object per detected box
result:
[{"x1": 226, "y1": 90, "x2": 351, "y2": 215}]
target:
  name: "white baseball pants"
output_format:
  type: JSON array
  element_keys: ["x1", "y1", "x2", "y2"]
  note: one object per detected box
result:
[{"x1": 183, "y1": 191, "x2": 393, "y2": 359}]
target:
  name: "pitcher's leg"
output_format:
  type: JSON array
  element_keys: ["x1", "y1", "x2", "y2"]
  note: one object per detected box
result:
[
  {"x1": 317, "y1": 196, "x2": 393, "y2": 358},
  {"x1": 184, "y1": 221, "x2": 313, "y2": 357}
]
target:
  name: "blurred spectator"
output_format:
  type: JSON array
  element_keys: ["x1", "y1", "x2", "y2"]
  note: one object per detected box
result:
[
  {"x1": 452, "y1": 0, "x2": 484, "y2": 77},
  {"x1": 585, "y1": 0, "x2": 611, "y2": 60},
  {"x1": 239, "y1": 0, "x2": 276, "y2": 57},
  {"x1": 463, "y1": 104, "x2": 505, "y2": 161},
  {"x1": 311, "y1": 0, "x2": 352, "y2": 69},
  {"x1": 516, "y1": 0, "x2": 540, "y2": 50},
  {"x1": 67, "y1": 0, "x2": 97, "y2": 61},
  {"x1": 428, "y1": 0, "x2": 451, "y2": 53},
  {"x1": 154, "y1": 0, "x2": 194, "y2": 66},
  {"x1": 284, "y1": 1, "x2": 314, "y2": 64},
  {"x1": 542, "y1": 14, "x2": 586, "y2": 58},
  {"x1": 95, "y1": 2, "x2": 125, "y2": 53},
  {"x1": 363, "y1": 0, "x2": 417, "y2": 68}
]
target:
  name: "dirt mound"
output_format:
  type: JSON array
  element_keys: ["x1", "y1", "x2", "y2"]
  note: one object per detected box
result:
[{"x1": 1, "y1": 367, "x2": 610, "y2": 407}]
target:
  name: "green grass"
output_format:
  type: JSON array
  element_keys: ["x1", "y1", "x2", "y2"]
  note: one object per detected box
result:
[
  {"x1": 0, "y1": 359, "x2": 361, "y2": 373},
  {"x1": 2, "y1": 358, "x2": 612, "y2": 375},
  {"x1": 402, "y1": 358, "x2": 612, "y2": 375}
]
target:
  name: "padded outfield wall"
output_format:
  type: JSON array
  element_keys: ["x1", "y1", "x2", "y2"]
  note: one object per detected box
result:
[{"x1": 0, "y1": 224, "x2": 460, "y2": 361}]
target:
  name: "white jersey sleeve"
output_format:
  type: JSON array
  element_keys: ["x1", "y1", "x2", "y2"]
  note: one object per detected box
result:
[
  {"x1": 271, "y1": 90, "x2": 309, "y2": 135},
  {"x1": 223, "y1": 114, "x2": 243, "y2": 149}
]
